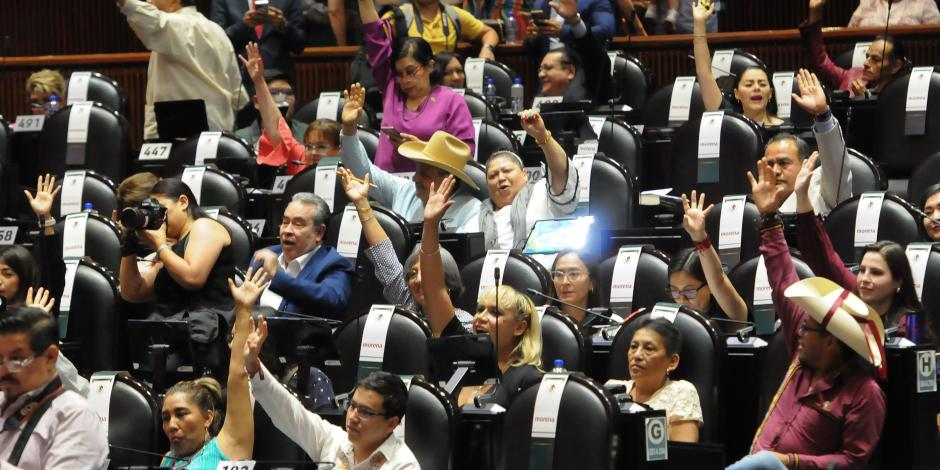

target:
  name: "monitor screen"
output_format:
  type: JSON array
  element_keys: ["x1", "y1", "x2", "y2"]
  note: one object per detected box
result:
[{"x1": 523, "y1": 216, "x2": 595, "y2": 254}]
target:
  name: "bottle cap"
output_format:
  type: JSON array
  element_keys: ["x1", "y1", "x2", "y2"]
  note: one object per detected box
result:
[
  {"x1": 514, "y1": 77, "x2": 522, "y2": 84},
  {"x1": 83, "y1": 202, "x2": 93, "y2": 211},
  {"x1": 553, "y1": 359, "x2": 565, "y2": 368}
]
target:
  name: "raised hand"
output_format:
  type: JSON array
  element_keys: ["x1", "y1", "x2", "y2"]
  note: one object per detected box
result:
[
  {"x1": 238, "y1": 42, "x2": 265, "y2": 84},
  {"x1": 850, "y1": 79, "x2": 869, "y2": 98},
  {"x1": 252, "y1": 249, "x2": 279, "y2": 279},
  {"x1": 23, "y1": 174, "x2": 61, "y2": 218},
  {"x1": 243, "y1": 314, "x2": 268, "y2": 375},
  {"x1": 424, "y1": 175, "x2": 456, "y2": 222},
  {"x1": 228, "y1": 266, "x2": 270, "y2": 311},
  {"x1": 791, "y1": 69, "x2": 829, "y2": 116},
  {"x1": 692, "y1": 0, "x2": 714, "y2": 23},
  {"x1": 549, "y1": 0, "x2": 580, "y2": 21},
  {"x1": 748, "y1": 159, "x2": 790, "y2": 216},
  {"x1": 342, "y1": 83, "x2": 365, "y2": 126},
  {"x1": 25, "y1": 287, "x2": 56, "y2": 312},
  {"x1": 338, "y1": 167, "x2": 371, "y2": 204},
  {"x1": 681, "y1": 190, "x2": 714, "y2": 243},
  {"x1": 809, "y1": 0, "x2": 827, "y2": 11},
  {"x1": 520, "y1": 109, "x2": 548, "y2": 140}
]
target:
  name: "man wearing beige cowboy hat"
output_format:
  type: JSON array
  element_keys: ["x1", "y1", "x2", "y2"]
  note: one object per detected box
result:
[
  {"x1": 726, "y1": 159, "x2": 886, "y2": 470},
  {"x1": 337, "y1": 83, "x2": 482, "y2": 232}
]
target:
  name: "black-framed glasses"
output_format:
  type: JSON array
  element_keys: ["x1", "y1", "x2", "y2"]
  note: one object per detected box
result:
[
  {"x1": 799, "y1": 320, "x2": 828, "y2": 335},
  {"x1": 344, "y1": 400, "x2": 387, "y2": 419},
  {"x1": 668, "y1": 284, "x2": 707, "y2": 300}
]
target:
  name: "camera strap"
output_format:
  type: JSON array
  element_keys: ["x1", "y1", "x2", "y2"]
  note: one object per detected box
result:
[{"x1": 5, "y1": 377, "x2": 65, "y2": 466}]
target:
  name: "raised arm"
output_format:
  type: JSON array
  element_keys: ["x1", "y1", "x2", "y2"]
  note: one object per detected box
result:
[
  {"x1": 217, "y1": 267, "x2": 270, "y2": 460},
  {"x1": 521, "y1": 109, "x2": 568, "y2": 194},
  {"x1": 240, "y1": 43, "x2": 284, "y2": 148},
  {"x1": 23, "y1": 174, "x2": 60, "y2": 237},
  {"x1": 691, "y1": 1, "x2": 723, "y2": 111},
  {"x1": 681, "y1": 191, "x2": 748, "y2": 322},
  {"x1": 328, "y1": 0, "x2": 348, "y2": 46},
  {"x1": 555, "y1": 0, "x2": 612, "y2": 106},
  {"x1": 420, "y1": 176, "x2": 460, "y2": 337},
  {"x1": 357, "y1": 0, "x2": 379, "y2": 24},
  {"x1": 339, "y1": 168, "x2": 389, "y2": 248}
]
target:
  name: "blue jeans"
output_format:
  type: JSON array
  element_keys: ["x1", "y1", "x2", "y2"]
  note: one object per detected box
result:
[{"x1": 726, "y1": 451, "x2": 788, "y2": 470}]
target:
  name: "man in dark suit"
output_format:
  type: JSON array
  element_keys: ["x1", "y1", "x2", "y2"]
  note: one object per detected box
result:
[
  {"x1": 527, "y1": 0, "x2": 616, "y2": 52},
  {"x1": 253, "y1": 192, "x2": 354, "y2": 318},
  {"x1": 211, "y1": 0, "x2": 307, "y2": 85}
]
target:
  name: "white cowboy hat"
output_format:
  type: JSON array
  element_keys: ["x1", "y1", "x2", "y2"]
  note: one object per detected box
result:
[
  {"x1": 398, "y1": 131, "x2": 479, "y2": 190},
  {"x1": 784, "y1": 277, "x2": 886, "y2": 374}
]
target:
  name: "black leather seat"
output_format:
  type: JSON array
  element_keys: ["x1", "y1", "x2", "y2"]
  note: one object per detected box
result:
[
  {"x1": 847, "y1": 147, "x2": 888, "y2": 195},
  {"x1": 293, "y1": 93, "x2": 375, "y2": 128},
  {"x1": 779, "y1": 71, "x2": 820, "y2": 128},
  {"x1": 608, "y1": 305, "x2": 723, "y2": 442},
  {"x1": 914, "y1": 243, "x2": 940, "y2": 342},
  {"x1": 167, "y1": 132, "x2": 256, "y2": 183},
  {"x1": 703, "y1": 196, "x2": 761, "y2": 267},
  {"x1": 101, "y1": 372, "x2": 162, "y2": 468},
  {"x1": 610, "y1": 52, "x2": 653, "y2": 112},
  {"x1": 0, "y1": 116, "x2": 9, "y2": 217},
  {"x1": 329, "y1": 306, "x2": 431, "y2": 393},
  {"x1": 596, "y1": 246, "x2": 673, "y2": 316},
  {"x1": 51, "y1": 170, "x2": 118, "y2": 218},
  {"x1": 833, "y1": 45, "x2": 861, "y2": 70},
  {"x1": 907, "y1": 150, "x2": 940, "y2": 209},
  {"x1": 482, "y1": 59, "x2": 518, "y2": 104},
  {"x1": 642, "y1": 79, "x2": 707, "y2": 128},
  {"x1": 464, "y1": 160, "x2": 490, "y2": 201},
  {"x1": 709, "y1": 49, "x2": 766, "y2": 95},
  {"x1": 189, "y1": 166, "x2": 247, "y2": 216},
  {"x1": 283, "y1": 162, "x2": 350, "y2": 214},
  {"x1": 728, "y1": 254, "x2": 815, "y2": 325},
  {"x1": 668, "y1": 112, "x2": 763, "y2": 200},
  {"x1": 823, "y1": 192, "x2": 923, "y2": 263},
  {"x1": 323, "y1": 204, "x2": 414, "y2": 317},
  {"x1": 38, "y1": 102, "x2": 129, "y2": 180},
  {"x1": 757, "y1": 327, "x2": 792, "y2": 418},
  {"x1": 586, "y1": 154, "x2": 636, "y2": 232},
  {"x1": 69, "y1": 72, "x2": 128, "y2": 116},
  {"x1": 456, "y1": 251, "x2": 553, "y2": 313},
  {"x1": 499, "y1": 373, "x2": 616, "y2": 469},
  {"x1": 596, "y1": 117, "x2": 643, "y2": 177},
  {"x1": 474, "y1": 119, "x2": 521, "y2": 164},
  {"x1": 404, "y1": 377, "x2": 459, "y2": 470},
  {"x1": 541, "y1": 308, "x2": 588, "y2": 371},
  {"x1": 463, "y1": 89, "x2": 497, "y2": 120},
  {"x1": 874, "y1": 69, "x2": 940, "y2": 177},
  {"x1": 57, "y1": 259, "x2": 122, "y2": 372},
  {"x1": 213, "y1": 210, "x2": 255, "y2": 270},
  {"x1": 357, "y1": 125, "x2": 380, "y2": 163},
  {"x1": 252, "y1": 400, "x2": 310, "y2": 467},
  {"x1": 52, "y1": 211, "x2": 122, "y2": 276}
]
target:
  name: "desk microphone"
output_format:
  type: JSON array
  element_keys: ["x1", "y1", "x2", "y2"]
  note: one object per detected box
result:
[
  {"x1": 1, "y1": 217, "x2": 38, "y2": 226},
  {"x1": 708, "y1": 317, "x2": 756, "y2": 342},
  {"x1": 525, "y1": 288, "x2": 624, "y2": 324}
]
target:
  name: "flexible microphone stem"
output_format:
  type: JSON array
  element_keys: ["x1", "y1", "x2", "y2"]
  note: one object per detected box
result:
[
  {"x1": 524, "y1": 288, "x2": 623, "y2": 324},
  {"x1": 494, "y1": 266, "x2": 502, "y2": 384}
]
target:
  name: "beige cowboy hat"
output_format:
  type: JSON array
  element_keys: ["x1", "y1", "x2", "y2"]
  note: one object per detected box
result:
[
  {"x1": 784, "y1": 277, "x2": 886, "y2": 373},
  {"x1": 398, "y1": 131, "x2": 480, "y2": 190}
]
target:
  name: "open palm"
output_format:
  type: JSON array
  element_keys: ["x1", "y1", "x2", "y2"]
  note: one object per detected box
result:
[
  {"x1": 24, "y1": 174, "x2": 60, "y2": 218},
  {"x1": 681, "y1": 190, "x2": 713, "y2": 242},
  {"x1": 342, "y1": 83, "x2": 365, "y2": 125},
  {"x1": 748, "y1": 159, "x2": 790, "y2": 215},
  {"x1": 424, "y1": 176, "x2": 456, "y2": 222},
  {"x1": 339, "y1": 167, "x2": 370, "y2": 204}
]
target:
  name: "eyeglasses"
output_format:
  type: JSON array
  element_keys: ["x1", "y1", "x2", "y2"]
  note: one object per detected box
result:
[
  {"x1": 304, "y1": 143, "x2": 334, "y2": 153},
  {"x1": 799, "y1": 321, "x2": 828, "y2": 335},
  {"x1": 393, "y1": 65, "x2": 424, "y2": 81},
  {"x1": 668, "y1": 284, "x2": 706, "y2": 300},
  {"x1": 345, "y1": 400, "x2": 387, "y2": 419},
  {"x1": 0, "y1": 352, "x2": 42, "y2": 373},
  {"x1": 551, "y1": 269, "x2": 585, "y2": 282}
]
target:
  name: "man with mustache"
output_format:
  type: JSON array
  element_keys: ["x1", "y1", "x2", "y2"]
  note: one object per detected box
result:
[
  {"x1": 760, "y1": 69, "x2": 852, "y2": 217},
  {"x1": 252, "y1": 192, "x2": 354, "y2": 318},
  {"x1": 0, "y1": 307, "x2": 107, "y2": 469}
]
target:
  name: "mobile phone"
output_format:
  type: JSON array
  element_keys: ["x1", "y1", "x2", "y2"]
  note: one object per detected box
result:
[
  {"x1": 255, "y1": 0, "x2": 270, "y2": 13},
  {"x1": 381, "y1": 126, "x2": 402, "y2": 141},
  {"x1": 529, "y1": 9, "x2": 549, "y2": 22}
]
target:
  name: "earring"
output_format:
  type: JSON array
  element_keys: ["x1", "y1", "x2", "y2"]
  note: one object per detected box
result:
[{"x1": 896, "y1": 287, "x2": 901, "y2": 294}]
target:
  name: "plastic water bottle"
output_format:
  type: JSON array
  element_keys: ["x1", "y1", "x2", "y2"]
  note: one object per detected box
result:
[
  {"x1": 82, "y1": 202, "x2": 97, "y2": 215},
  {"x1": 510, "y1": 77, "x2": 524, "y2": 113},
  {"x1": 504, "y1": 13, "x2": 519, "y2": 45},
  {"x1": 46, "y1": 94, "x2": 60, "y2": 115},
  {"x1": 551, "y1": 359, "x2": 567, "y2": 373},
  {"x1": 484, "y1": 78, "x2": 497, "y2": 106}
]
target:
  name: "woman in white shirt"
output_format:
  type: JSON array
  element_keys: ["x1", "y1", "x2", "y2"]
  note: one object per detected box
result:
[{"x1": 606, "y1": 318, "x2": 703, "y2": 442}]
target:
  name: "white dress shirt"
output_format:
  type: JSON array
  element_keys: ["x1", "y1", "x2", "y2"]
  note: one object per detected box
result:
[
  {"x1": 259, "y1": 246, "x2": 319, "y2": 309},
  {"x1": 0, "y1": 376, "x2": 108, "y2": 470},
  {"x1": 249, "y1": 364, "x2": 420, "y2": 469},
  {"x1": 120, "y1": 0, "x2": 248, "y2": 139}
]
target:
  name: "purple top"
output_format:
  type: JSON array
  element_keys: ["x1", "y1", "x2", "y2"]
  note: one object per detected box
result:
[
  {"x1": 754, "y1": 225, "x2": 885, "y2": 470},
  {"x1": 363, "y1": 19, "x2": 476, "y2": 172}
]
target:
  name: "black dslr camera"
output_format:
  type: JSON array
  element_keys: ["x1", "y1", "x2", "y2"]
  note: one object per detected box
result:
[{"x1": 120, "y1": 198, "x2": 167, "y2": 231}]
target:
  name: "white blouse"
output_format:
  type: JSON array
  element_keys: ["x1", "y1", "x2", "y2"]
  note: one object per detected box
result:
[{"x1": 607, "y1": 379, "x2": 704, "y2": 426}]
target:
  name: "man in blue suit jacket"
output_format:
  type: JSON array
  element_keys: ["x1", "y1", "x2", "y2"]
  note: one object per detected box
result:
[
  {"x1": 253, "y1": 192, "x2": 354, "y2": 319},
  {"x1": 527, "y1": 0, "x2": 616, "y2": 51}
]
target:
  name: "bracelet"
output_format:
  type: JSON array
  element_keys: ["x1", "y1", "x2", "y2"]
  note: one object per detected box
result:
[
  {"x1": 483, "y1": 44, "x2": 496, "y2": 52},
  {"x1": 791, "y1": 453, "x2": 799, "y2": 469},
  {"x1": 534, "y1": 130, "x2": 553, "y2": 146},
  {"x1": 40, "y1": 217, "x2": 56, "y2": 228},
  {"x1": 759, "y1": 212, "x2": 783, "y2": 232},
  {"x1": 359, "y1": 214, "x2": 375, "y2": 223},
  {"x1": 814, "y1": 108, "x2": 832, "y2": 122},
  {"x1": 693, "y1": 33, "x2": 707, "y2": 39},
  {"x1": 156, "y1": 244, "x2": 171, "y2": 257},
  {"x1": 420, "y1": 244, "x2": 440, "y2": 256},
  {"x1": 694, "y1": 237, "x2": 712, "y2": 252}
]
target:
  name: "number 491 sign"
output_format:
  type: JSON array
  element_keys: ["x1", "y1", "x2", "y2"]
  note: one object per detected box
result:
[{"x1": 216, "y1": 461, "x2": 255, "y2": 470}]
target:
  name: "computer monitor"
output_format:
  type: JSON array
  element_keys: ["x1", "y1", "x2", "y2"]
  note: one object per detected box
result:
[{"x1": 154, "y1": 99, "x2": 209, "y2": 140}]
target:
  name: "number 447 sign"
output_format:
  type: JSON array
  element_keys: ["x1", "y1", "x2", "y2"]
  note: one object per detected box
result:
[{"x1": 217, "y1": 461, "x2": 255, "y2": 470}]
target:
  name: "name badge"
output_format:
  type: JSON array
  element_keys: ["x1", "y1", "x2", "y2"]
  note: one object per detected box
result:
[
  {"x1": 195, "y1": 132, "x2": 222, "y2": 166},
  {"x1": 772, "y1": 72, "x2": 795, "y2": 119},
  {"x1": 669, "y1": 77, "x2": 696, "y2": 124}
]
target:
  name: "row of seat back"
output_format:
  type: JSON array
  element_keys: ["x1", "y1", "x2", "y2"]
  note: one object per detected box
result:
[
  {"x1": 38, "y1": 102, "x2": 130, "y2": 180},
  {"x1": 66, "y1": 71, "x2": 128, "y2": 117}
]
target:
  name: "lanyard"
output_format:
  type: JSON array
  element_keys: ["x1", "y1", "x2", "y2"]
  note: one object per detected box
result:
[{"x1": 3, "y1": 377, "x2": 66, "y2": 466}]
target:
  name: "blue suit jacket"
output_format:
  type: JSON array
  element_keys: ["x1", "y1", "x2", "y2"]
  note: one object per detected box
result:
[
  {"x1": 257, "y1": 244, "x2": 355, "y2": 319},
  {"x1": 530, "y1": 0, "x2": 615, "y2": 47},
  {"x1": 210, "y1": 0, "x2": 306, "y2": 81}
]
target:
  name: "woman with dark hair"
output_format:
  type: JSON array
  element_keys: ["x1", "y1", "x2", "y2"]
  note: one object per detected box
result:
[
  {"x1": 549, "y1": 249, "x2": 605, "y2": 330},
  {"x1": 0, "y1": 246, "x2": 42, "y2": 306},
  {"x1": 119, "y1": 178, "x2": 237, "y2": 349},
  {"x1": 435, "y1": 52, "x2": 466, "y2": 88},
  {"x1": 340, "y1": 168, "x2": 472, "y2": 336},
  {"x1": 357, "y1": 0, "x2": 475, "y2": 172},
  {"x1": 692, "y1": 1, "x2": 782, "y2": 126},
  {"x1": 606, "y1": 318, "x2": 703, "y2": 442},
  {"x1": 921, "y1": 183, "x2": 940, "y2": 242},
  {"x1": 790, "y1": 153, "x2": 934, "y2": 341}
]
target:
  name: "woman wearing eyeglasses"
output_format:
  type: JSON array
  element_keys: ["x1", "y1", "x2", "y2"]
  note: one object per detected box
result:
[
  {"x1": 667, "y1": 191, "x2": 748, "y2": 332},
  {"x1": 357, "y1": 0, "x2": 476, "y2": 173},
  {"x1": 241, "y1": 42, "x2": 342, "y2": 176},
  {"x1": 548, "y1": 249, "x2": 608, "y2": 332}
]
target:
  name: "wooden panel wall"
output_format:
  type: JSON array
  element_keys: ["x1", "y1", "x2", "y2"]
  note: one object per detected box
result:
[{"x1": 2, "y1": 25, "x2": 939, "y2": 149}]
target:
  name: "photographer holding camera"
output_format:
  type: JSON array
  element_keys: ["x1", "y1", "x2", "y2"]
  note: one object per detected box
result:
[{"x1": 119, "y1": 178, "x2": 237, "y2": 362}]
